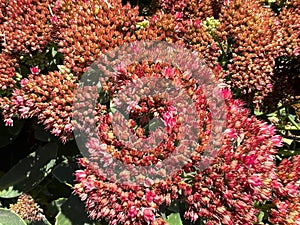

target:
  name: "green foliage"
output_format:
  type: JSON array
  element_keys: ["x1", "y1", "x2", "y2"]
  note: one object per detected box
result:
[
  {"x1": 52, "y1": 159, "x2": 77, "y2": 186},
  {"x1": 0, "y1": 120, "x2": 25, "y2": 148},
  {"x1": 29, "y1": 220, "x2": 52, "y2": 225},
  {"x1": 0, "y1": 208, "x2": 27, "y2": 225},
  {"x1": 162, "y1": 213, "x2": 183, "y2": 225},
  {"x1": 54, "y1": 195, "x2": 101, "y2": 225},
  {"x1": 0, "y1": 143, "x2": 58, "y2": 198}
]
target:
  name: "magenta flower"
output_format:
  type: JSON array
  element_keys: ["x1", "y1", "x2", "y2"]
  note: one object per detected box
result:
[
  {"x1": 30, "y1": 66, "x2": 40, "y2": 75},
  {"x1": 143, "y1": 208, "x2": 155, "y2": 224},
  {"x1": 161, "y1": 106, "x2": 176, "y2": 133},
  {"x1": 128, "y1": 206, "x2": 138, "y2": 218},
  {"x1": 175, "y1": 12, "x2": 183, "y2": 20},
  {"x1": 50, "y1": 16, "x2": 58, "y2": 24}
]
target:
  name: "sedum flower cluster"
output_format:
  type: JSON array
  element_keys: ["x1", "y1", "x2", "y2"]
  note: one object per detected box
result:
[
  {"x1": 0, "y1": 0, "x2": 299, "y2": 224},
  {"x1": 9, "y1": 194, "x2": 46, "y2": 222},
  {"x1": 73, "y1": 59, "x2": 285, "y2": 224}
]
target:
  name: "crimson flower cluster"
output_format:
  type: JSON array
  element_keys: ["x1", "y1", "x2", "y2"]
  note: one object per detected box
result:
[
  {"x1": 73, "y1": 58, "x2": 284, "y2": 224},
  {"x1": 182, "y1": 93, "x2": 283, "y2": 224},
  {"x1": 73, "y1": 56, "x2": 212, "y2": 181},
  {"x1": 269, "y1": 155, "x2": 300, "y2": 225}
]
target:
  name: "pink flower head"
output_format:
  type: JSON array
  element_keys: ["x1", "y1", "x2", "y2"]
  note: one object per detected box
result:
[
  {"x1": 221, "y1": 88, "x2": 232, "y2": 100},
  {"x1": 162, "y1": 105, "x2": 176, "y2": 132},
  {"x1": 273, "y1": 18, "x2": 280, "y2": 26},
  {"x1": 75, "y1": 170, "x2": 87, "y2": 182},
  {"x1": 162, "y1": 66, "x2": 175, "y2": 79},
  {"x1": 211, "y1": 42, "x2": 218, "y2": 50},
  {"x1": 20, "y1": 78, "x2": 29, "y2": 87},
  {"x1": 127, "y1": 206, "x2": 138, "y2": 218},
  {"x1": 224, "y1": 128, "x2": 237, "y2": 139},
  {"x1": 293, "y1": 47, "x2": 300, "y2": 56},
  {"x1": 13, "y1": 95, "x2": 24, "y2": 106},
  {"x1": 64, "y1": 123, "x2": 73, "y2": 133},
  {"x1": 52, "y1": 127, "x2": 62, "y2": 136},
  {"x1": 151, "y1": 15, "x2": 159, "y2": 23},
  {"x1": 113, "y1": 62, "x2": 127, "y2": 75},
  {"x1": 145, "y1": 190, "x2": 156, "y2": 202},
  {"x1": 248, "y1": 175, "x2": 263, "y2": 187},
  {"x1": 142, "y1": 208, "x2": 155, "y2": 223},
  {"x1": 224, "y1": 0, "x2": 230, "y2": 5},
  {"x1": 4, "y1": 118, "x2": 13, "y2": 126},
  {"x1": 179, "y1": 2, "x2": 186, "y2": 8},
  {"x1": 50, "y1": 16, "x2": 58, "y2": 24},
  {"x1": 175, "y1": 12, "x2": 183, "y2": 20},
  {"x1": 19, "y1": 106, "x2": 30, "y2": 118},
  {"x1": 25, "y1": 99, "x2": 35, "y2": 107},
  {"x1": 30, "y1": 66, "x2": 40, "y2": 75},
  {"x1": 271, "y1": 135, "x2": 283, "y2": 147},
  {"x1": 243, "y1": 154, "x2": 256, "y2": 167},
  {"x1": 174, "y1": 23, "x2": 184, "y2": 33},
  {"x1": 194, "y1": 19, "x2": 201, "y2": 28},
  {"x1": 53, "y1": 0, "x2": 63, "y2": 12}
]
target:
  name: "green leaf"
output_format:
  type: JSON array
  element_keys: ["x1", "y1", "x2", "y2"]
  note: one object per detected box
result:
[
  {"x1": 288, "y1": 115, "x2": 300, "y2": 130},
  {"x1": 28, "y1": 219, "x2": 52, "y2": 225},
  {"x1": 254, "y1": 109, "x2": 264, "y2": 116},
  {"x1": 53, "y1": 198, "x2": 68, "y2": 209},
  {"x1": 278, "y1": 149, "x2": 298, "y2": 157},
  {"x1": 282, "y1": 138, "x2": 294, "y2": 146},
  {"x1": 55, "y1": 195, "x2": 96, "y2": 225},
  {"x1": 167, "y1": 200, "x2": 180, "y2": 213},
  {"x1": 0, "y1": 143, "x2": 58, "y2": 198},
  {"x1": 0, "y1": 208, "x2": 26, "y2": 225},
  {"x1": 162, "y1": 213, "x2": 183, "y2": 225},
  {"x1": 257, "y1": 211, "x2": 264, "y2": 223},
  {"x1": 52, "y1": 160, "x2": 77, "y2": 185},
  {"x1": 46, "y1": 198, "x2": 68, "y2": 220},
  {"x1": 52, "y1": 47, "x2": 57, "y2": 58}
]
